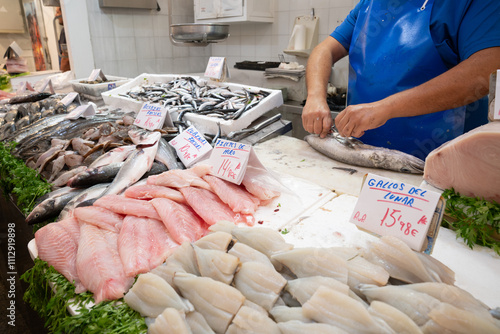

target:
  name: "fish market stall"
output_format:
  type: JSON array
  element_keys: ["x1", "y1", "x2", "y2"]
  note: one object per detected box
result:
[{"x1": 1, "y1": 75, "x2": 500, "y2": 333}]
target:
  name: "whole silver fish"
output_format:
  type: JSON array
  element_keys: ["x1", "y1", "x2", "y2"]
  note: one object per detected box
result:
[
  {"x1": 57, "y1": 183, "x2": 110, "y2": 221},
  {"x1": 67, "y1": 162, "x2": 124, "y2": 188},
  {"x1": 25, "y1": 187, "x2": 86, "y2": 225},
  {"x1": 305, "y1": 134, "x2": 425, "y2": 174},
  {"x1": 156, "y1": 137, "x2": 184, "y2": 170}
]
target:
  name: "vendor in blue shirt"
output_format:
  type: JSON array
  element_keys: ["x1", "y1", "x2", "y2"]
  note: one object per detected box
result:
[{"x1": 302, "y1": 0, "x2": 500, "y2": 159}]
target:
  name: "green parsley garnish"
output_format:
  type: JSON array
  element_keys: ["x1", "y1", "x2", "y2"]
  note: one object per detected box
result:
[{"x1": 442, "y1": 188, "x2": 500, "y2": 255}]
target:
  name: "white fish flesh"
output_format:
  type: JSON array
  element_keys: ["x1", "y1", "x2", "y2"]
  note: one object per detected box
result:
[
  {"x1": 227, "y1": 241, "x2": 274, "y2": 268},
  {"x1": 88, "y1": 144, "x2": 136, "y2": 169},
  {"x1": 269, "y1": 306, "x2": 313, "y2": 324},
  {"x1": 76, "y1": 224, "x2": 134, "y2": 303},
  {"x1": 271, "y1": 248, "x2": 349, "y2": 284},
  {"x1": 147, "y1": 308, "x2": 192, "y2": 334},
  {"x1": 241, "y1": 166, "x2": 281, "y2": 203},
  {"x1": 147, "y1": 164, "x2": 212, "y2": 190},
  {"x1": 185, "y1": 311, "x2": 215, "y2": 334},
  {"x1": 173, "y1": 272, "x2": 245, "y2": 334},
  {"x1": 124, "y1": 272, "x2": 193, "y2": 318},
  {"x1": 226, "y1": 306, "x2": 281, "y2": 334},
  {"x1": 233, "y1": 261, "x2": 287, "y2": 311},
  {"x1": 151, "y1": 242, "x2": 200, "y2": 287},
  {"x1": 424, "y1": 121, "x2": 500, "y2": 203},
  {"x1": 192, "y1": 245, "x2": 239, "y2": 284},
  {"x1": 367, "y1": 301, "x2": 423, "y2": 334},
  {"x1": 193, "y1": 231, "x2": 233, "y2": 251},
  {"x1": 285, "y1": 276, "x2": 350, "y2": 305},
  {"x1": 302, "y1": 286, "x2": 395, "y2": 333},
  {"x1": 118, "y1": 216, "x2": 179, "y2": 277},
  {"x1": 277, "y1": 320, "x2": 349, "y2": 334},
  {"x1": 305, "y1": 134, "x2": 425, "y2": 174},
  {"x1": 361, "y1": 236, "x2": 455, "y2": 284}
]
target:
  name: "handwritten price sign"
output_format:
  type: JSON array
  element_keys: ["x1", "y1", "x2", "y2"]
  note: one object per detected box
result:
[
  {"x1": 208, "y1": 139, "x2": 251, "y2": 184},
  {"x1": 169, "y1": 126, "x2": 212, "y2": 167},
  {"x1": 134, "y1": 103, "x2": 170, "y2": 131},
  {"x1": 350, "y1": 173, "x2": 442, "y2": 251}
]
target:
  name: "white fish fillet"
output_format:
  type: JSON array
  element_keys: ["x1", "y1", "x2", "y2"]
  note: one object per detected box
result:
[
  {"x1": 93, "y1": 194, "x2": 162, "y2": 220},
  {"x1": 368, "y1": 301, "x2": 423, "y2": 334},
  {"x1": 271, "y1": 248, "x2": 348, "y2": 284},
  {"x1": 192, "y1": 244, "x2": 239, "y2": 285},
  {"x1": 193, "y1": 231, "x2": 233, "y2": 251},
  {"x1": 118, "y1": 215, "x2": 179, "y2": 277},
  {"x1": 124, "y1": 272, "x2": 193, "y2": 318},
  {"x1": 226, "y1": 306, "x2": 281, "y2": 334},
  {"x1": 147, "y1": 308, "x2": 192, "y2": 334},
  {"x1": 285, "y1": 276, "x2": 350, "y2": 305},
  {"x1": 124, "y1": 184, "x2": 186, "y2": 204},
  {"x1": 73, "y1": 206, "x2": 124, "y2": 232},
  {"x1": 147, "y1": 164, "x2": 212, "y2": 190},
  {"x1": 150, "y1": 242, "x2": 200, "y2": 287},
  {"x1": 76, "y1": 224, "x2": 133, "y2": 304},
  {"x1": 233, "y1": 261, "x2": 287, "y2": 311},
  {"x1": 424, "y1": 121, "x2": 500, "y2": 203},
  {"x1": 227, "y1": 242, "x2": 274, "y2": 268},
  {"x1": 173, "y1": 272, "x2": 245, "y2": 334},
  {"x1": 269, "y1": 306, "x2": 312, "y2": 323},
  {"x1": 302, "y1": 286, "x2": 394, "y2": 333},
  {"x1": 203, "y1": 175, "x2": 260, "y2": 214},
  {"x1": 277, "y1": 320, "x2": 349, "y2": 334},
  {"x1": 185, "y1": 311, "x2": 215, "y2": 334}
]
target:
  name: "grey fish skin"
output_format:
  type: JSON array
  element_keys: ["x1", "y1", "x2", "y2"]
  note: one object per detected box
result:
[
  {"x1": 57, "y1": 183, "x2": 111, "y2": 221},
  {"x1": 25, "y1": 188, "x2": 86, "y2": 225},
  {"x1": 156, "y1": 137, "x2": 184, "y2": 170},
  {"x1": 67, "y1": 162, "x2": 124, "y2": 188},
  {"x1": 305, "y1": 134, "x2": 425, "y2": 174},
  {"x1": 6, "y1": 114, "x2": 67, "y2": 144}
]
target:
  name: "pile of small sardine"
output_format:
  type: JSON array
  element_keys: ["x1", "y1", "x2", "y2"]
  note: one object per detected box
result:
[
  {"x1": 121, "y1": 76, "x2": 270, "y2": 121},
  {"x1": 0, "y1": 94, "x2": 79, "y2": 141}
]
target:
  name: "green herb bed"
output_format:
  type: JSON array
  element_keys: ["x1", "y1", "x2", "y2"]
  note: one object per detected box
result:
[{"x1": 1, "y1": 142, "x2": 146, "y2": 333}]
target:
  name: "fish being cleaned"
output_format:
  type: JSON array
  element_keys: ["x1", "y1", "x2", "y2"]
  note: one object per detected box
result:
[{"x1": 305, "y1": 134, "x2": 425, "y2": 174}]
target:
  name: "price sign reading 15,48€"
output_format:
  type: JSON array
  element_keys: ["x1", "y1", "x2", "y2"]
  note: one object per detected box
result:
[{"x1": 350, "y1": 173, "x2": 442, "y2": 251}]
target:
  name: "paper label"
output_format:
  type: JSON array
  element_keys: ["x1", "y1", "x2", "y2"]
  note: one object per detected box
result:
[
  {"x1": 350, "y1": 173, "x2": 442, "y2": 251},
  {"x1": 5, "y1": 41, "x2": 23, "y2": 58},
  {"x1": 208, "y1": 138, "x2": 252, "y2": 184},
  {"x1": 169, "y1": 126, "x2": 212, "y2": 167},
  {"x1": 59, "y1": 92, "x2": 80, "y2": 106},
  {"x1": 204, "y1": 57, "x2": 230, "y2": 80},
  {"x1": 16, "y1": 81, "x2": 35, "y2": 94},
  {"x1": 134, "y1": 102, "x2": 171, "y2": 131},
  {"x1": 88, "y1": 69, "x2": 107, "y2": 81},
  {"x1": 65, "y1": 104, "x2": 96, "y2": 120},
  {"x1": 495, "y1": 69, "x2": 500, "y2": 120},
  {"x1": 37, "y1": 78, "x2": 55, "y2": 94}
]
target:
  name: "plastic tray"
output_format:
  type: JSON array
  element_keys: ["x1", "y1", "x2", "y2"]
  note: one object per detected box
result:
[
  {"x1": 101, "y1": 73, "x2": 284, "y2": 136},
  {"x1": 70, "y1": 75, "x2": 130, "y2": 97}
]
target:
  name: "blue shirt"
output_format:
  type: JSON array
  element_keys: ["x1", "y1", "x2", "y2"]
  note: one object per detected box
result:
[{"x1": 331, "y1": 0, "x2": 500, "y2": 69}]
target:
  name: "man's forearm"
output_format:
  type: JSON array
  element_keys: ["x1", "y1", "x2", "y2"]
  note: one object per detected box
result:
[{"x1": 381, "y1": 47, "x2": 500, "y2": 119}]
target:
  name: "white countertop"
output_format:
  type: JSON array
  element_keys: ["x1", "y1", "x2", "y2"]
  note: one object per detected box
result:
[{"x1": 254, "y1": 135, "x2": 500, "y2": 309}]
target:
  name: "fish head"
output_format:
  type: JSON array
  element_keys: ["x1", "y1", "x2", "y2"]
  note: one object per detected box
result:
[
  {"x1": 25, "y1": 199, "x2": 54, "y2": 225},
  {"x1": 400, "y1": 158, "x2": 425, "y2": 174}
]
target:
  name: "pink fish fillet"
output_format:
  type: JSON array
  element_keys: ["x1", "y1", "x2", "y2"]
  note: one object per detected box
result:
[
  {"x1": 242, "y1": 175, "x2": 281, "y2": 203},
  {"x1": 93, "y1": 195, "x2": 161, "y2": 220},
  {"x1": 203, "y1": 175, "x2": 260, "y2": 214},
  {"x1": 180, "y1": 187, "x2": 254, "y2": 226},
  {"x1": 147, "y1": 164, "x2": 212, "y2": 190},
  {"x1": 150, "y1": 198, "x2": 208, "y2": 244},
  {"x1": 424, "y1": 122, "x2": 500, "y2": 204},
  {"x1": 118, "y1": 215, "x2": 179, "y2": 277},
  {"x1": 124, "y1": 184, "x2": 186, "y2": 204},
  {"x1": 76, "y1": 224, "x2": 134, "y2": 304},
  {"x1": 74, "y1": 206, "x2": 124, "y2": 233},
  {"x1": 35, "y1": 217, "x2": 86, "y2": 293}
]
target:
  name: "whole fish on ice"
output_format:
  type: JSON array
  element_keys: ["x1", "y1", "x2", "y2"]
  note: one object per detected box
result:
[{"x1": 305, "y1": 134, "x2": 425, "y2": 174}]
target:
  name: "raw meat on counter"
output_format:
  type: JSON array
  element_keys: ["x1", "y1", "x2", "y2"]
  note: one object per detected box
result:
[{"x1": 424, "y1": 122, "x2": 500, "y2": 203}]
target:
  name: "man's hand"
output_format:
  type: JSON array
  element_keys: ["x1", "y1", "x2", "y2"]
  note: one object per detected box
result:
[
  {"x1": 334, "y1": 101, "x2": 391, "y2": 138},
  {"x1": 302, "y1": 96, "x2": 333, "y2": 138}
]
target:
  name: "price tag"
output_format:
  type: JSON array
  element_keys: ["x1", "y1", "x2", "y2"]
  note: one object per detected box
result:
[
  {"x1": 350, "y1": 173, "x2": 442, "y2": 252},
  {"x1": 134, "y1": 102, "x2": 171, "y2": 131},
  {"x1": 207, "y1": 138, "x2": 252, "y2": 184},
  {"x1": 59, "y1": 92, "x2": 81, "y2": 106},
  {"x1": 169, "y1": 126, "x2": 213, "y2": 167},
  {"x1": 87, "y1": 69, "x2": 107, "y2": 81},
  {"x1": 204, "y1": 57, "x2": 230, "y2": 80},
  {"x1": 4, "y1": 41, "x2": 23, "y2": 58},
  {"x1": 494, "y1": 69, "x2": 500, "y2": 120},
  {"x1": 36, "y1": 78, "x2": 55, "y2": 94},
  {"x1": 16, "y1": 81, "x2": 35, "y2": 94},
  {"x1": 65, "y1": 104, "x2": 96, "y2": 119}
]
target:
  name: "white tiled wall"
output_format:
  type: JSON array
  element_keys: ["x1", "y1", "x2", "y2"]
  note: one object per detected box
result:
[
  {"x1": 85, "y1": 0, "x2": 210, "y2": 78},
  {"x1": 85, "y1": 0, "x2": 358, "y2": 86}
]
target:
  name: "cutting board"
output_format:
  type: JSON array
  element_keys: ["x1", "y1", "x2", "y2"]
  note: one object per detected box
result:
[{"x1": 253, "y1": 135, "x2": 424, "y2": 197}]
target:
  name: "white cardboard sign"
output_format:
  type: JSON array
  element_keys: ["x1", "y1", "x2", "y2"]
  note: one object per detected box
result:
[
  {"x1": 134, "y1": 102, "x2": 172, "y2": 131},
  {"x1": 59, "y1": 92, "x2": 81, "y2": 106},
  {"x1": 350, "y1": 173, "x2": 442, "y2": 251},
  {"x1": 207, "y1": 138, "x2": 253, "y2": 185},
  {"x1": 204, "y1": 57, "x2": 230, "y2": 80},
  {"x1": 495, "y1": 69, "x2": 500, "y2": 120},
  {"x1": 65, "y1": 104, "x2": 96, "y2": 119},
  {"x1": 88, "y1": 69, "x2": 107, "y2": 81},
  {"x1": 169, "y1": 126, "x2": 212, "y2": 167}
]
